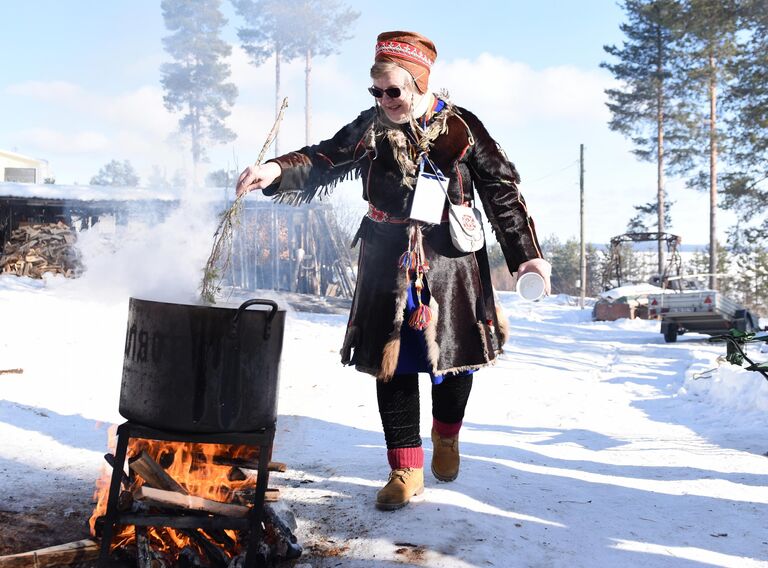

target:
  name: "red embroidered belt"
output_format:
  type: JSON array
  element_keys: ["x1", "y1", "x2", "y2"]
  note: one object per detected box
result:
[
  {"x1": 366, "y1": 203, "x2": 410, "y2": 224},
  {"x1": 366, "y1": 202, "x2": 472, "y2": 224}
]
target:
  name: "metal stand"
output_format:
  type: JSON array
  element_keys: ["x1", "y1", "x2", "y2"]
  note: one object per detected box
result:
[{"x1": 97, "y1": 421, "x2": 275, "y2": 568}]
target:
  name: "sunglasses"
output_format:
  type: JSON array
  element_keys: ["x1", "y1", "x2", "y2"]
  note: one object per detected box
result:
[{"x1": 368, "y1": 86, "x2": 403, "y2": 99}]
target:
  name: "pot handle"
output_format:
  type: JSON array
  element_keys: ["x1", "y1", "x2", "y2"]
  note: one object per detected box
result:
[{"x1": 231, "y1": 299, "x2": 279, "y2": 340}]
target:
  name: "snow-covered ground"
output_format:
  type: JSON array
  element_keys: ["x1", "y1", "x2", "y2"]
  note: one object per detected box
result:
[{"x1": 1, "y1": 212, "x2": 767, "y2": 567}]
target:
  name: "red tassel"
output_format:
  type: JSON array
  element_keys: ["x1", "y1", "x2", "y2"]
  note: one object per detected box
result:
[{"x1": 408, "y1": 303, "x2": 432, "y2": 331}]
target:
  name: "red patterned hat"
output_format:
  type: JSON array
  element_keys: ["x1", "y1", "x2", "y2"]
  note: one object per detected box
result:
[{"x1": 375, "y1": 31, "x2": 437, "y2": 94}]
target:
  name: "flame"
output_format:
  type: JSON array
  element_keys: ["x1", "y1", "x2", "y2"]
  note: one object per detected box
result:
[{"x1": 89, "y1": 428, "x2": 261, "y2": 562}]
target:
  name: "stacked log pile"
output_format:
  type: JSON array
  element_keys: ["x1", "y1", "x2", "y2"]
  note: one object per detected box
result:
[{"x1": 0, "y1": 222, "x2": 82, "y2": 278}]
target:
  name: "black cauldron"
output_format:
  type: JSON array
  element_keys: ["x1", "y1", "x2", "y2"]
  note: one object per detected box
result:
[{"x1": 119, "y1": 297, "x2": 285, "y2": 433}]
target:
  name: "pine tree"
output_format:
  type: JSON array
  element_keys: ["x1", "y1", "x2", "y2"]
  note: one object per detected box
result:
[
  {"x1": 602, "y1": 0, "x2": 693, "y2": 273},
  {"x1": 233, "y1": 0, "x2": 301, "y2": 156},
  {"x1": 626, "y1": 192, "x2": 674, "y2": 232},
  {"x1": 541, "y1": 236, "x2": 603, "y2": 296},
  {"x1": 90, "y1": 160, "x2": 140, "y2": 187},
  {"x1": 289, "y1": 1, "x2": 359, "y2": 145},
  {"x1": 160, "y1": 0, "x2": 238, "y2": 178},
  {"x1": 234, "y1": 0, "x2": 359, "y2": 150},
  {"x1": 675, "y1": 0, "x2": 741, "y2": 290},
  {"x1": 722, "y1": 1, "x2": 768, "y2": 243}
]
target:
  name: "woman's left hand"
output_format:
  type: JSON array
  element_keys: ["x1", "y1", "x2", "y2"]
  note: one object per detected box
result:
[{"x1": 517, "y1": 258, "x2": 552, "y2": 295}]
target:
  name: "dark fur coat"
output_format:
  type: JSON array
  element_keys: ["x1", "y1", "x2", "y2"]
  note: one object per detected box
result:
[{"x1": 265, "y1": 98, "x2": 543, "y2": 379}]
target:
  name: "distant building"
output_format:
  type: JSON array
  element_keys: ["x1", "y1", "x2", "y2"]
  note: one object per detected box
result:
[{"x1": 0, "y1": 149, "x2": 51, "y2": 184}]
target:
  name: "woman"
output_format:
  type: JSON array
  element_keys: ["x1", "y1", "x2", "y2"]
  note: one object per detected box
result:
[{"x1": 236, "y1": 31, "x2": 551, "y2": 511}]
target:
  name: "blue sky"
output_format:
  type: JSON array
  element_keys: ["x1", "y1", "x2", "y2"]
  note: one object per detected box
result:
[{"x1": 0, "y1": 1, "x2": 737, "y2": 244}]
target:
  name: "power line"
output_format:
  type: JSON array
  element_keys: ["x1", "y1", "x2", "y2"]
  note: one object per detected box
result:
[{"x1": 525, "y1": 160, "x2": 579, "y2": 184}]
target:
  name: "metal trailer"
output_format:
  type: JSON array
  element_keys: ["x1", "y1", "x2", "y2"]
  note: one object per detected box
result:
[{"x1": 647, "y1": 289, "x2": 759, "y2": 342}]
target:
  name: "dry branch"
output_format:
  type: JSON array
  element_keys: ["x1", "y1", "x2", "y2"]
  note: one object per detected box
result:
[
  {"x1": 0, "y1": 369, "x2": 23, "y2": 375},
  {"x1": 0, "y1": 539, "x2": 98, "y2": 567},
  {"x1": 133, "y1": 486, "x2": 250, "y2": 518},
  {"x1": 200, "y1": 98, "x2": 289, "y2": 304}
]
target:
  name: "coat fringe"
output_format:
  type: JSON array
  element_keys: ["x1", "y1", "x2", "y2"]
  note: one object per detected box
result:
[{"x1": 272, "y1": 168, "x2": 361, "y2": 206}]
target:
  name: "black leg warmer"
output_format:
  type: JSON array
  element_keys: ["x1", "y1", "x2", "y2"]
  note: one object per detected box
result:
[
  {"x1": 376, "y1": 373, "x2": 422, "y2": 449},
  {"x1": 432, "y1": 373, "x2": 473, "y2": 424}
]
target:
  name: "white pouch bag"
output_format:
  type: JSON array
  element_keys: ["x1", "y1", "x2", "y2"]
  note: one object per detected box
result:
[{"x1": 447, "y1": 202, "x2": 485, "y2": 253}]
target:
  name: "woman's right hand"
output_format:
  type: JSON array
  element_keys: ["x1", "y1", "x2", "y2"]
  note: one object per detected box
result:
[{"x1": 236, "y1": 162, "x2": 282, "y2": 197}]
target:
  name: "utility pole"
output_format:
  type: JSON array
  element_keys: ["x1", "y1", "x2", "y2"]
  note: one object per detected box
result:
[{"x1": 579, "y1": 144, "x2": 586, "y2": 309}]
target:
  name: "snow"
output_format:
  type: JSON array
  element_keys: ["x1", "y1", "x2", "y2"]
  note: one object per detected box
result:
[
  {"x1": 1, "y1": 215, "x2": 768, "y2": 567},
  {"x1": 600, "y1": 283, "x2": 665, "y2": 300},
  {"x1": 0, "y1": 181, "x2": 178, "y2": 202}
]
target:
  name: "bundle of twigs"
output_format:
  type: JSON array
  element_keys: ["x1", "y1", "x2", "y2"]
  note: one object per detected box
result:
[{"x1": 200, "y1": 98, "x2": 288, "y2": 304}]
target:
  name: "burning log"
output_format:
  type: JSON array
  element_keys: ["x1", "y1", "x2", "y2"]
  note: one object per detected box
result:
[
  {"x1": 231, "y1": 487, "x2": 280, "y2": 505},
  {"x1": 0, "y1": 539, "x2": 98, "y2": 567},
  {"x1": 263, "y1": 503, "x2": 303, "y2": 561},
  {"x1": 104, "y1": 452, "x2": 133, "y2": 489},
  {"x1": 191, "y1": 452, "x2": 287, "y2": 473},
  {"x1": 0, "y1": 222, "x2": 82, "y2": 279},
  {"x1": 179, "y1": 546, "x2": 205, "y2": 567},
  {"x1": 130, "y1": 450, "x2": 190, "y2": 494},
  {"x1": 133, "y1": 486, "x2": 250, "y2": 517},
  {"x1": 135, "y1": 526, "x2": 153, "y2": 568},
  {"x1": 183, "y1": 529, "x2": 231, "y2": 567}
]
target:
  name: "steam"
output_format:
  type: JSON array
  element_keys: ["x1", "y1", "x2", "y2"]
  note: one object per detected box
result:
[{"x1": 63, "y1": 194, "x2": 220, "y2": 304}]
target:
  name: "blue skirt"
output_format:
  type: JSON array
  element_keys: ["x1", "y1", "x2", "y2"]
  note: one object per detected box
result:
[{"x1": 395, "y1": 282, "x2": 475, "y2": 384}]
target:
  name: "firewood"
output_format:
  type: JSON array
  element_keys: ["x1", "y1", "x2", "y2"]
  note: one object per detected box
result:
[
  {"x1": 183, "y1": 529, "x2": 230, "y2": 567},
  {"x1": 0, "y1": 222, "x2": 82, "y2": 279},
  {"x1": 133, "y1": 486, "x2": 250, "y2": 517},
  {"x1": 0, "y1": 539, "x2": 99, "y2": 567},
  {"x1": 136, "y1": 525, "x2": 153, "y2": 568},
  {"x1": 231, "y1": 487, "x2": 280, "y2": 505},
  {"x1": 130, "y1": 450, "x2": 189, "y2": 495},
  {"x1": 104, "y1": 452, "x2": 133, "y2": 489},
  {"x1": 191, "y1": 452, "x2": 286, "y2": 473}
]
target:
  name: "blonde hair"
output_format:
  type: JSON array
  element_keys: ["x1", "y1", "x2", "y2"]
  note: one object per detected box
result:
[{"x1": 370, "y1": 61, "x2": 417, "y2": 92}]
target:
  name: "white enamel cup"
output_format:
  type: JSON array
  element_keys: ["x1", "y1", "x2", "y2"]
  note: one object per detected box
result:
[{"x1": 516, "y1": 272, "x2": 546, "y2": 302}]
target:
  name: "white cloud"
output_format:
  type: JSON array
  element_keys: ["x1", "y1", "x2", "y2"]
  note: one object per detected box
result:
[
  {"x1": 431, "y1": 53, "x2": 614, "y2": 126},
  {"x1": 4, "y1": 80, "x2": 85, "y2": 102},
  {"x1": 15, "y1": 128, "x2": 110, "y2": 154}
]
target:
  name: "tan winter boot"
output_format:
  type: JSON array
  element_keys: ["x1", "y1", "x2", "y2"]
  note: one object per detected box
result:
[
  {"x1": 375, "y1": 467, "x2": 424, "y2": 511},
  {"x1": 431, "y1": 429, "x2": 460, "y2": 482}
]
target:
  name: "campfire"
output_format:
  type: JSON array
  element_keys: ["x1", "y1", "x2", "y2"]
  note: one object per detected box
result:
[
  {"x1": 0, "y1": 298, "x2": 295, "y2": 567},
  {"x1": 89, "y1": 432, "x2": 292, "y2": 566}
]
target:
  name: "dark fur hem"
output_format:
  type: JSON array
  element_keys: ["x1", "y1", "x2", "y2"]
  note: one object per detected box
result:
[{"x1": 340, "y1": 325, "x2": 358, "y2": 365}]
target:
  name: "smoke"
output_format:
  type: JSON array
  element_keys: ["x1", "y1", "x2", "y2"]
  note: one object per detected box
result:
[{"x1": 61, "y1": 193, "x2": 221, "y2": 304}]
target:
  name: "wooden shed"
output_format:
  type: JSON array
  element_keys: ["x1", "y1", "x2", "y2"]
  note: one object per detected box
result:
[{"x1": 0, "y1": 183, "x2": 356, "y2": 298}]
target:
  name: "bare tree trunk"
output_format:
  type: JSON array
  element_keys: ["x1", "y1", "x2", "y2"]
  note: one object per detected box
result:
[
  {"x1": 275, "y1": 44, "x2": 282, "y2": 157},
  {"x1": 656, "y1": 43, "x2": 666, "y2": 276},
  {"x1": 708, "y1": 49, "x2": 718, "y2": 291},
  {"x1": 305, "y1": 47, "x2": 312, "y2": 146}
]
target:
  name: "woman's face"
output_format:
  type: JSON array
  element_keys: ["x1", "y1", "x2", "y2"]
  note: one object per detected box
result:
[{"x1": 371, "y1": 67, "x2": 417, "y2": 124}]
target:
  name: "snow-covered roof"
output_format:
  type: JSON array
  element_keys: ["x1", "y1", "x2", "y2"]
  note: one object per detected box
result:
[
  {"x1": 0, "y1": 149, "x2": 48, "y2": 166},
  {"x1": 0, "y1": 181, "x2": 182, "y2": 202}
]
